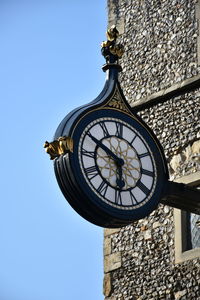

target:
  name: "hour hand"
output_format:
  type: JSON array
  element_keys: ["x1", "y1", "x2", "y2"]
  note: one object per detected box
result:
[{"x1": 88, "y1": 133, "x2": 124, "y2": 166}]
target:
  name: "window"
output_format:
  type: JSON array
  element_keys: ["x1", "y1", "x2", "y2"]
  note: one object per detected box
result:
[
  {"x1": 174, "y1": 172, "x2": 200, "y2": 263},
  {"x1": 185, "y1": 212, "x2": 200, "y2": 250}
]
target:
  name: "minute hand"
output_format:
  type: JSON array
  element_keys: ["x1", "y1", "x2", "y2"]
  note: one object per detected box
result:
[{"x1": 88, "y1": 133, "x2": 124, "y2": 166}]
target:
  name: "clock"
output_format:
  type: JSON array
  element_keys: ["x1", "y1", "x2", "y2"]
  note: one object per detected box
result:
[
  {"x1": 53, "y1": 83, "x2": 168, "y2": 227},
  {"x1": 49, "y1": 26, "x2": 168, "y2": 228}
]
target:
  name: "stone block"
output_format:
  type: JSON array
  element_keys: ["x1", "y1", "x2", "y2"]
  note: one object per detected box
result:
[
  {"x1": 170, "y1": 154, "x2": 182, "y2": 172},
  {"x1": 104, "y1": 252, "x2": 122, "y2": 273},
  {"x1": 175, "y1": 171, "x2": 200, "y2": 186},
  {"x1": 104, "y1": 228, "x2": 121, "y2": 237},
  {"x1": 192, "y1": 140, "x2": 200, "y2": 154},
  {"x1": 184, "y1": 145, "x2": 192, "y2": 160},
  {"x1": 104, "y1": 237, "x2": 112, "y2": 256},
  {"x1": 103, "y1": 273, "x2": 113, "y2": 297}
]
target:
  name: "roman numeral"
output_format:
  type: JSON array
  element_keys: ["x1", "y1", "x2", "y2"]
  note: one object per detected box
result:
[
  {"x1": 141, "y1": 168, "x2": 154, "y2": 177},
  {"x1": 97, "y1": 181, "x2": 108, "y2": 196},
  {"x1": 81, "y1": 148, "x2": 95, "y2": 159},
  {"x1": 129, "y1": 190, "x2": 138, "y2": 205},
  {"x1": 84, "y1": 166, "x2": 98, "y2": 180},
  {"x1": 138, "y1": 152, "x2": 149, "y2": 159},
  {"x1": 115, "y1": 122, "x2": 123, "y2": 138},
  {"x1": 115, "y1": 189, "x2": 122, "y2": 205},
  {"x1": 137, "y1": 180, "x2": 150, "y2": 195},
  {"x1": 130, "y1": 134, "x2": 137, "y2": 145},
  {"x1": 99, "y1": 122, "x2": 109, "y2": 137}
]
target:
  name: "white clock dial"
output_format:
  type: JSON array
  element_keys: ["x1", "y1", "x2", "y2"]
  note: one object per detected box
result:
[{"x1": 79, "y1": 117, "x2": 157, "y2": 210}]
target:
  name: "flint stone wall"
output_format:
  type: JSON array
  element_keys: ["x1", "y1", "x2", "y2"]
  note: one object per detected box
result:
[
  {"x1": 137, "y1": 90, "x2": 200, "y2": 176},
  {"x1": 108, "y1": 0, "x2": 200, "y2": 103},
  {"x1": 104, "y1": 0, "x2": 200, "y2": 299},
  {"x1": 104, "y1": 213, "x2": 200, "y2": 300}
]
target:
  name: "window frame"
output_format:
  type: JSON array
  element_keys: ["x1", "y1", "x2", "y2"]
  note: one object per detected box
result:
[{"x1": 174, "y1": 171, "x2": 200, "y2": 264}]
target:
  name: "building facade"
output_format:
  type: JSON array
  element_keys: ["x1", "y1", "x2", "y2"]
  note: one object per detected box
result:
[{"x1": 103, "y1": 0, "x2": 200, "y2": 299}]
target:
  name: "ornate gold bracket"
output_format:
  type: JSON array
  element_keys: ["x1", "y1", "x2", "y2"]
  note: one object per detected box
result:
[
  {"x1": 101, "y1": 25, "x2": 124, "y2": 63},
  {"x1": 44, "y1": 136, "x2": 73, "y2": 160}
]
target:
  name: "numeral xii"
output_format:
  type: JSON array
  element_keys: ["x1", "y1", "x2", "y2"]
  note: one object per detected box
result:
[{"x1": 115, "y1": 122, "x2": 123, "y2": 138}]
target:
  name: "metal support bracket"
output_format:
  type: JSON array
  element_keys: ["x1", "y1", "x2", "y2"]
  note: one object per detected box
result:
[{"x1": 161, "y1": 181, "x2": 200, "y2": 215}]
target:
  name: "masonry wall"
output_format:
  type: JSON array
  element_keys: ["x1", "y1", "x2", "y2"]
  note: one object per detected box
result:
[{"x1": 104, "y1": 1, "x2": 200, "y2": 299}]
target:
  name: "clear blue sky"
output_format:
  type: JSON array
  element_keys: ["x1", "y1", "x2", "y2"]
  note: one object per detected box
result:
[{"x1": 0, "y1": 1, "x2": 107, "y2": 299}]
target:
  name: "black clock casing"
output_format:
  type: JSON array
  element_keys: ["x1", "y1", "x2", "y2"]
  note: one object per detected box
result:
[{"x1": 54, "y1": 66, "x2": 169, "y2": 228}]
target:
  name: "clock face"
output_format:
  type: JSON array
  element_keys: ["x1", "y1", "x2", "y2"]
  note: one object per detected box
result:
[
  {"x1": 68, "y1": 108, "x2": 166, "y2": 221},
  {"x1": 78, "y1": 117, "x2": 156, "y2": 210}
]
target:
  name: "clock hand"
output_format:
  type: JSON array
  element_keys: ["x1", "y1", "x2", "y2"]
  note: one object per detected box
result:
[
  {"x1": 116, "y1": 165, "x2": 125, "y2": 189},
  {"x1": 88, "y1": 133, "x2": 124, "y2": 166}
]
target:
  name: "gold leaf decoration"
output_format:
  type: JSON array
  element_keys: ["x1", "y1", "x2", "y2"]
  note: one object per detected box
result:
[{"x1": 108, "y1": 90, "x2": 129, "y2": 113}]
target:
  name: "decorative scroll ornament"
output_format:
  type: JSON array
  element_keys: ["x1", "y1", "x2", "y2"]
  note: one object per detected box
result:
[{"x1": 44, "y1": 136, "x2": 73, "y2": 160}]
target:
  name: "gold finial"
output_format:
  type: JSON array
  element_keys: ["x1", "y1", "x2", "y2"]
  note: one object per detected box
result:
[
  {"x1": 44, "y1": 136, "x2": 73, "y2": 160},
  {"x1": 106, "y1": 25, "x2": 119, "y2": 41},
  {"x1": 101, "y1": 25, "x2": 124, "y2": 59}
]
